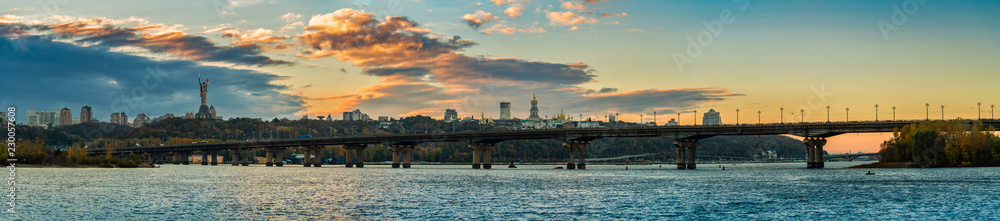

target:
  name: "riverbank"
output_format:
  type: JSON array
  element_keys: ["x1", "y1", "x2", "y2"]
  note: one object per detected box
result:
[
  {"x1": 6, "y1": 163, "x2": 156, "y2": 168},
  {"x1": 849, "y1": 162, "x2": 915, "y2": 168}
]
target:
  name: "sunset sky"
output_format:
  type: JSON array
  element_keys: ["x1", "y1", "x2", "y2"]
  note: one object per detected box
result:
[{"x1": 3, "y1": 0, "x2": 998, "y2": 153}]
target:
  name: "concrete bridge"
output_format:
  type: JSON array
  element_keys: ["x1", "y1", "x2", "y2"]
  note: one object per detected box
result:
[{"x1": 88, "y1": 119, "x2": 999, "y2": 169}]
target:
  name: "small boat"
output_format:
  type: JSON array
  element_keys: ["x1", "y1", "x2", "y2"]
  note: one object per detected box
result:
[
  {"x1": 508, "y1": 162, "x2": 517, "y2": 168},
  {"x1": 554, "y1": 166, "x2": 564, "y2": 169},
  {"x1": 865, "y1": 171, "x2": 875, "y2": 175}
]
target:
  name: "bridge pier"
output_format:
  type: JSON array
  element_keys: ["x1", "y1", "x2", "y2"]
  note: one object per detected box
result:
[
  {"x1": 563, "y1": 142, "x2": 589, "y2": 170},
  {"x1": 312, "y1": 147, "x2": 322, "y2": 167},
  {"x1": 275, "y1": 149, "x2": 284, "y2": 166},
  {"x1": 182, "y1": 152, "x2": 190, "y2": 165},
  {"x1": 469, "y1": 144, "x2": 495, "y2": 169},
  {"x1": 344, "y1": 144, "x2": 366, "y2": 168},
  {"x1": 172, "y1": 152, "x2": 180, "y2": 165},
  {"x1": 241, "y1": 149, "x2": 249, "y2": 166},
  {"x1": 202, "y1": 152, "x2": 209, "y2": 165},
  {"x1": 303, "y1": 147, "x2": 312, "y2": 167},
  {"x1": 211, "y1": 151, "x2": 219, "y2": 165},
  {"x1": 231, "y1": 150, "x2": 240, "y2": 166},
  {"x1": 265, "y1": 149, "x2": 274, "y2": 166},
  {"x1": 804, "y1": 138, "x2": 827, "y2": 169},
  {"x1": 674, "y1": 140, "x2": 699, "y2": 169},
  {"x1": 390, "y1": 145, "x2": 414, "y2": 168}
]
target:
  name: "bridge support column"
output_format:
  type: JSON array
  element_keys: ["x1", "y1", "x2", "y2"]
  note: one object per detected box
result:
[
  {"x1": 344, "y1": 144, "x2": 366, "y2": 168},
  {"x1": 275, "y1": 149, "x2": 284, "y2": 167},
  {"x1": 211, "y1": 151, "x2": 219, "y2": 165},
  {"x1": 674, "y1": 140, "x2": 699, "y2": 169},
  {"x1": 313, "y1": 148, "x2": 322, "y2": 167},
  {"x1": 390, "y1": 145, "x2": 414, "y2": 168},
  {"x1": 804, "y1": 138, "x2": 827, "y2": 169},
  {"x1": 563, "y1": 142, "x2": 590, "y2": 170},
  {"x1": 241, "y1": 149, "x2": 249, "y2": 166},
  {"x1": 303, "y1": 147, "x2": 312, "y2": 167},
  {"x1": 231, "y1": 151, "x2": 239, "y2": 166},
  {"x1": 202, "y1": 152, "x2": 209, "y2": 165},
  {"x1": 566, "y1": 146, "x2": 576, "y2": 170},
  {"x1": 172, "y1": 153, "x2": 180, "y2": 165},
  {"x1": 345, "y1": 146, "x2": 355, "y2": 167},
  {"x1": 469, "y1": 144, "x2": 495, "y2": 169},
  {"x1": 266, "y1": 149, "x2": 274, "y2": 166},
  {"x1": 182, "y1": 152, "x2": 190, "y2": 165}
]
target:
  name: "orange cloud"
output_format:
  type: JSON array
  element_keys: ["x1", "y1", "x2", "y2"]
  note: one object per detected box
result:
[{"x1": 546, "y1": 11, "x2": 597, "y2": 26}]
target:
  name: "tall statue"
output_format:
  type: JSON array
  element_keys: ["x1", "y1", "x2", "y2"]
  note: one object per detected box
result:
[{"x1": 198, "y1": 71, "x2": 209, "y2": 105}]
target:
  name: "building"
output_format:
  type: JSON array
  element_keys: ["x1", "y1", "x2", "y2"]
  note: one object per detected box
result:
[
  {"x1": 527, "y1": 94, "x2": 541, "y2": 121},
  {"x1": 209, "y1": 105, "x2": 217, "y2": 119},
  {"x1": 378, "y1": 116, "x2": 389, "y2": 121},
  {"x1": 80, "y1": 105, "x2": 93, "y2": 123},
  {"x1": 665, "y1": 118, "x2": 679, "y2": 126},
  {"x1": 342, "y1": 109, "x2": 370, "y2": 121},
  {"x1": 185, "y1": 112, "x2": 195, "y2": 119},
  {"x1": 703, "y1": 109, "x2": 722, "y2": 125},
  {"x1": 133, "y1": 113, "x2": 150, "y2": 127},
  {"x1": 111, "y1": 112, "x2": 120, "y2": 124},
  {"x1": 26, "y1": 109, "x2": 58, "y2": 127},
  {"x1": 59, "y1": 106, "x2": 72, "y2": 125},
  {"x1": 608, "y1": 114, "x2": 617, "y2": 123},
  {"x1": 444, "y1": 109, "x2": 458, "y2": 122},
  {"x1": 500, "y1": 102, "x2": 511, "y2": 119},
  {"x1": 195, "y1": 73, "x2": 215, "y2": 119}
]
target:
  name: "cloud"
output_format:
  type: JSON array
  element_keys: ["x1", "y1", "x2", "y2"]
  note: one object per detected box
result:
[
  {"x1": 546, "y1": 11, "x2": 597, "y2": 26},
  {"x1": 3, "y1": 17, "x2": 291, "y2": 66},
  {"x1": 280, "y1": 12, "x2": 303, "y2": 22},
  {"x1": 584, "y1": 0, "x2": 606, "y2": 3},
  {"x1": 0, "y1": 36, "x2": 304, "y2": 121},
  {"x1": 462, "y1": 10, "x2": 498, "y2": 29},
  {"x1": 490, "y1": 0, "x2": 515, "y2": 6},
  {"x1": 561, "y1": 1, "x2": 586, "y2": 11},
  {"x1": 626, "y1": 28, "x2": 643, "y2": 33},
  {"x1": 504, "y1": 6, "x2": 524, "y2": 18},
  {"x1": 292, "y1": 9, "x2": 743, "y2": 118},
  {"x1": 600, "y1": 12, "x2": 628, "y2": 17}
]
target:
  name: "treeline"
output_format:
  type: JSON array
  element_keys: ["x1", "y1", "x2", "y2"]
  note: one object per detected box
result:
[
  {"x1": 3, "y1": 139, "x2": 150, "y2": 168},
  {"x1": 879, "y1": 120, "x2": 1000, "y2": 167}
]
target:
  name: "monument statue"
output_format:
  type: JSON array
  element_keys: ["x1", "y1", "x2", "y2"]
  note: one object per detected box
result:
[
  {"x1": 195, "y1": 71, "x2": 214, "y2": 119},
  {"x1": 198, "y1": 72, "x2": 209, "y2": 106}
]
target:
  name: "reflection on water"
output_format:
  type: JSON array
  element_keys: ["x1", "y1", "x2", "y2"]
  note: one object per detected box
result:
[{"x1": 7, "y1": 161, "x2": 1000, "y2": 220}]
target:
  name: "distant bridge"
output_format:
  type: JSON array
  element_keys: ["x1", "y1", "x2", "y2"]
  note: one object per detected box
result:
[{"x1": 89, "y1": 119, "x2": 998, "y2": 170}]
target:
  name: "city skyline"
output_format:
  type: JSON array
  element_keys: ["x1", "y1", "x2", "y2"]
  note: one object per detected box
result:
[{"x1": 3, "y1": 1, "x2": 999, "y2": 153}]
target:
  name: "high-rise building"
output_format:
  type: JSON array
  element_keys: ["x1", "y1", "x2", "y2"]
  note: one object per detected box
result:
[
  {"x1": 133, "y1": 113, "x2": 149, "y2": 127},
  {"x1": 342, "y1": 109, "x2": 370, "y2": 121},
  {"x1": 80, "y1": 105, "x2": 93, "y2": 123},
  {"x1": 444, "y1": 109, "x2": 458, "y2": 122},
  {"x1": 703, "y1": 109, "x2": 722, "y2": 125},
  {"x1": 528, "y1": 94, "x2": 541, "y2": 121},
  {"x1": 500, "y1": 102, "x2": 511, "y2": 119},
  {"x1": 111, "y1": 112, "x2": 121, "y2": 124},
  {"x1": 26, "y1": 109, "x2": 58, "y2": 126},
  {"x1": 60, "y1": 106, "x2": 72, "y2": 125},
  {"x1": 120, "y1": 112, "x2": 128, "y2": 125},
  {"x1": 608, "y1": 114, "x2": 616, "y2": 123}
]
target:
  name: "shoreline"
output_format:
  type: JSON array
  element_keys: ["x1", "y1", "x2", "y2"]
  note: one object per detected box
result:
[{"x1": 6, "y1": 163, "x2": 157, "y2": 168}]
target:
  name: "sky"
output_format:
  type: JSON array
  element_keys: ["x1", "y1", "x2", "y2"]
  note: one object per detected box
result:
[{"x1": 2, "y1": 0, "x2": 999, "y2": 153}]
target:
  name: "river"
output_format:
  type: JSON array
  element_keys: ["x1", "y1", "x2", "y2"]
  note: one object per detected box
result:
[{"x1": 5, "y1": 161, "x2": 999, "y2": 220}]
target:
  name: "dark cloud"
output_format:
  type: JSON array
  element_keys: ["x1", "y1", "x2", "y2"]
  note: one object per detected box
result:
[
  {"x1": 2, "y1": 19, "x2": 291, "y2": 66},
  {"x1": 0, "y1": 36, "x2": 304, "y2": 121}
]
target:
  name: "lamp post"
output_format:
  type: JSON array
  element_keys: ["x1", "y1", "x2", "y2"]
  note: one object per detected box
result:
[
  {"x1": 800, "y1": 109, "x2": 804, "y2": 123},
  {"x1": 653, "y1": 111, "x2": 656, "y2": 125},
  {"x1": 977, "y1": 102, "x2": 981, "y2": 120},
  {"x1": 640, "y1": 114, "x2": 644, "y2": 125},
  {"x1": 992, "y1": 104, "x2": 995, "y2": 119},
  {"x1": 892, "y1": 106, "x2": 896, "y2": 121},
  {"x1": 826, "y1": 106, "x2": 830, "y2": 123},
  {"x1": 757, "y1": 111, "x2": 761, "y2": 124},
  {"x1": 875, "y1": 104, "x2": 879, "y2": 121},
  {"x1": 693, "y1": 110, "x2": 697, "y2": 125},
  {"x1": 925, "y1": 103, "x2": 930, "y2": 120},
  {"x1": 780, "y1": 107, "x2": 784, "y2": 124},
  {"x1": 941, "y1": 105, "x2": 944, "y2": 120},
  {"x1": 677, "y1": 113, "x2": 680, "y2": 125},
  {"x1": 736, "y1": 109, "x2": 739, "y2": 125},
  {"x1": 846, "y1": 108, "x2": 850, "y2": 122}
]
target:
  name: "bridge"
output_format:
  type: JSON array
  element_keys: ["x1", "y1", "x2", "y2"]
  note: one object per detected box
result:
[{"x1": 88, "y1": 119, "x2": 1000, "y2": 169}]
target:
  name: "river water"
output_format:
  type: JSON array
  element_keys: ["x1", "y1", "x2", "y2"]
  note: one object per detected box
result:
[{"x1": 5, "y1": 161, "x2": 999, "y2": 220}]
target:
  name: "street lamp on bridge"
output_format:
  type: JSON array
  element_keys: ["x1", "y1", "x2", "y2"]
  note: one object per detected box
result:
[
  {"x1": 846, "y1": 108, "x2": 850, "y2": 122},
  {"x1": 736, "y1": 109, "x2": 739, "y2": 125},
  {"x1": 826, "y1": 106, "x2": 830, "y2": 123},
  {"x1": 992, "y1": 104, "x2": 995, "y2": 119},
  {"x1": 926, "y1": 103, "x2": 930, "y2": 120},
  {"x1": 757, "y1": 111, "x2": 761, "y2": 124},
  {"x1": 941, "y1": 105, "x2": 945, "y2": 120},
  {"x1": 875, "y1": 104, "x2": 879, "y2": 121},
  {"x1": 892, "y1": 106, "x2": 896, "y2": 121},
  {"x1": 780, "y1": 107, "x2": 784, "y2": 124},
  {"x1": 800, "y1": 109, "x2": 804, "y2": 123},
  {"x1": 693, "y1": 110, "x2": 697, "y2": 126},
  {"x1": 978, "y1": 102, "x2": 981, "y2": 120}
]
